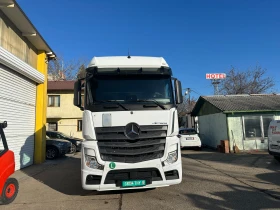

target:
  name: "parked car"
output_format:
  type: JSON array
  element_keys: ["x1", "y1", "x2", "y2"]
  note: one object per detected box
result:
[
  {"x1": 46, "y1": 131, "x2": 82, "y2": 153},
  {"x1": 178, "y1": 128, "x2": 201, "y2": 150},
  {"x1": 46, "y1": 136, "x2": 71, "y2": 160}
]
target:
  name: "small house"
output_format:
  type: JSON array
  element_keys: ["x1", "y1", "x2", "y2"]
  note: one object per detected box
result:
[{"x1": 191, "y1": 94, "x2": 280, "y2": 152}]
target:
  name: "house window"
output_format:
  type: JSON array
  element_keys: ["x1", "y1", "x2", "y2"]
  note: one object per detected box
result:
[
  {"x1": 244, "y1": 116, "x2": 262, "y2": 138},
  {"x1": 77, "y1": 120, "x2": 82, "y2": 131},
  {"x1": 48, "y1": 95, "x2": 60, "y2": 107},
  {"x1": 48, "y1": 122, "x2": 58, "y2": 131},
  {"x1": 243, "y1": 115, "x2": 274, "y2": 139}
]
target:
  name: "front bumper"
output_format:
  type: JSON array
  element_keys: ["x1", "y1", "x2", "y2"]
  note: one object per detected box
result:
[
  {"x1": 180, "y1": 139, "x2": 201, "y2": 148},
  {"x1": 268, "y1": 147, "x2": 280, "y2": 157},
  {"x1": 81, "y1": 159, "x2": 182, "y2": 191},
  {"x1": 59, "y1": 144, "x2": 72, "y2": 155},
  {"x1": 81, "y1": 137, "x2": 182, "y2": 191}
]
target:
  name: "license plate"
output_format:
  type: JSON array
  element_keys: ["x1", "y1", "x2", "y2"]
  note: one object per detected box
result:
[
  {"x1": 186, "y1": 137, "x2": 194, "y2": 140},
  {"x1": 122, "y1": 180, "x2": 146, "y2": 187}
]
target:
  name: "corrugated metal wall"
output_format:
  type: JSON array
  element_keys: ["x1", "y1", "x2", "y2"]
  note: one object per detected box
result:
[
  {"x1": 0, "y1": 10, "x2": 37, "y2": 69},
  {"x1": 0, "y1": 64, "x2": 36, "y2": 170},
  {"x1": 198, "y1": 113, "x2": 228, "y2": 149}
]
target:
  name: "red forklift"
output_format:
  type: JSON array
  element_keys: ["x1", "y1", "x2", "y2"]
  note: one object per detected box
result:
[{"x1": 0, "y1": 121, "x2": 19, "y2": 204}]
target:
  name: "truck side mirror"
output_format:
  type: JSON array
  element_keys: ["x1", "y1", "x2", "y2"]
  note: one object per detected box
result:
[
  {"x1": 74, "y1": 80, "x2": 81, "y2": 107},
  {"x1": 175, "y1": 79, "x2": 183, "y2": 104}
]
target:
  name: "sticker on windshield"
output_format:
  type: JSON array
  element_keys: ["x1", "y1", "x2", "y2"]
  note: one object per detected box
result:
[{"x1": 109, "y1": 162, "x2": 116, "y2": 169}]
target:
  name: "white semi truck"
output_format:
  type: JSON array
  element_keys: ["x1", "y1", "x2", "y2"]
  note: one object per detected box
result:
[{"x1": 73, "y1": 56, "x2": 183, "y2": 191}]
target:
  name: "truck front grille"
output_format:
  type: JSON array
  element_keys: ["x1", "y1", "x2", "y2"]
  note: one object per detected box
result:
[{"x1": 95, "y1": 125, "x2": 167, "y2": 163}]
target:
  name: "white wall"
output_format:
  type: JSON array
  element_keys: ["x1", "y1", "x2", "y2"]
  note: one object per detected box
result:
[{"x1": 198, "y1": 113, "x2": 228, "y2": 149}]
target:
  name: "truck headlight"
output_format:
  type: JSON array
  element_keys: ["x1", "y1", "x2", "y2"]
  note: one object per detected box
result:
[
  {"x1": 163, "y1": 150, "x2": 178, "y2": 166},
  {"x1": 85, "y1": 155, "x2": 104, "y2": 170}
]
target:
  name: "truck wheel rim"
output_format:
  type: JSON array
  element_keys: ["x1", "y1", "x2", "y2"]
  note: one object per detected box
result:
[{"x1": 5, "y1": 183, "x2": 16, "y2": 198}]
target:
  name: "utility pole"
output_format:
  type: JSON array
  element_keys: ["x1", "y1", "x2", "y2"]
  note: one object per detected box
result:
[{"x1": 187, "y1": 88, "x2": 191, "y2": 106}]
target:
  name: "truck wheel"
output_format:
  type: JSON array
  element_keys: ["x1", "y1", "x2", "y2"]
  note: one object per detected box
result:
[
  {"x1": 46, "y1": 147, "x2": 58, "y2": 160},
  {"x1": 0, "y1": 178, "x2": 19, "y2": 205}
]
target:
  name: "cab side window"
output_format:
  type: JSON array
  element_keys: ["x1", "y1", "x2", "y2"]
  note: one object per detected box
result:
[{"x1": 56, "y1": 134, "x2": 63, "y2": 139}]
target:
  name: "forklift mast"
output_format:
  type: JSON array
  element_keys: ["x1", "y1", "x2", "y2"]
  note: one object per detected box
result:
[{"x1": 0, "y1": 121, "x2": 8, "y2": 151}]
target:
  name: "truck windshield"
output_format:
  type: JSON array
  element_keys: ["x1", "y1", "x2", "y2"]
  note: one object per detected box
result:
[{"x1": 87, "y1": 75, "x2": 174, "y2": 104}]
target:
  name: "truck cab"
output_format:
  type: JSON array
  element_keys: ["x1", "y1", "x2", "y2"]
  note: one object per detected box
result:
[{"x1": 74, "y1": 56, "x2": 183, "y2": 191}]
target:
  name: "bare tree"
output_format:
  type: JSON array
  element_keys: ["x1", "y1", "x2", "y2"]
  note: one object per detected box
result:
[
  {"x1": 177, "y1": 96, "x2": 196, "y2": 117},
  {"x1": 220, "y1": 66, "x2": 275, "y2": 95},
  {"x1": 177, "y1": 96, "x2": 196, "y2": 127},
  {"x1": 48, "y1": 55, "x2": 88, "y2": 81},
  {"x1": 77, "y1": 64, "x2": 87, "y2": 79}
]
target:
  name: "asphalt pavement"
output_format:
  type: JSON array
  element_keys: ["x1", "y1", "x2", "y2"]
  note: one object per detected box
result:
[{"x1": 2, "y1": 149, "x2": 280, "y2": 210}]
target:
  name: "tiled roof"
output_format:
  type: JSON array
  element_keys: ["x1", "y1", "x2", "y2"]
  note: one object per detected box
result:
[
  {"x1": 192, "y1": 94, "x2": 280, "y2": 115},
  {"x1": 48, "y1": 81, "x2": 75, "y2": 90}
]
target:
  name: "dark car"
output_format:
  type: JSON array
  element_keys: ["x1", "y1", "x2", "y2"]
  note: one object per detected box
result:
[
  {"x1": 46, "y1": 131, "x2": 82, "y2": 154},
  {"x1": 46, "y1": 136, "x2": 71, "y2": 160}
]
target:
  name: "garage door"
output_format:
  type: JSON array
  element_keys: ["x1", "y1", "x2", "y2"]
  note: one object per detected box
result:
[{"x1": 0, "y1": 63, "x2": 36, "y2": 170}]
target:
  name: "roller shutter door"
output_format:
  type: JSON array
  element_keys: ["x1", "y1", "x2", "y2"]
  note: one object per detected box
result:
[{"x1": 0, "y1": 63, "x2": 36, "y2": 170}]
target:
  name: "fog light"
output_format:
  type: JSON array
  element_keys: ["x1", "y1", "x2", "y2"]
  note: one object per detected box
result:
[
  {"x1": 163, "y1": 150, "x2": 178, "y2": 166},
  {"x1": 85, "y1": 155, "x2": 104, "y2": 170}
]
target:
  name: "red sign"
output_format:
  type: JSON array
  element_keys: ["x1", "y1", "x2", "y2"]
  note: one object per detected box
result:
[{"x1": 206, "y1": 73, "x2": 226, "y2": 80}]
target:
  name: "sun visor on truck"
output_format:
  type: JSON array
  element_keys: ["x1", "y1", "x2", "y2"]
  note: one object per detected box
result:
[{"x1": 86, "y1": 67, "x2": 173, "y2": 76}]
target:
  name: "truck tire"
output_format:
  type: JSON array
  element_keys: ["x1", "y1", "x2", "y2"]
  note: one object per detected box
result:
[
  {"x1": 46, "y1": 146, "x2": 59, "y2": 160},
  {"x1": 0, "y1": 178, "x2": 19, "y2": 205}
]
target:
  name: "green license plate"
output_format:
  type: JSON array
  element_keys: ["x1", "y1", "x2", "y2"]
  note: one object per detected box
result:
[{"x1": 122, "y1": 180, "x2": 146, "y2": 187}]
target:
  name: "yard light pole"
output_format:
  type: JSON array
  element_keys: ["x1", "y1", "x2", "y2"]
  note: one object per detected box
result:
[{"x1": 184, "y1": 88, "x2": 191, "y2": 106}]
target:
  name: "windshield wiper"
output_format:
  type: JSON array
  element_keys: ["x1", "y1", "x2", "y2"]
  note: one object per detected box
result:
[
  {"x1": 94, "y1": 100, "x2": 129, "y2": 110},
  {"x1": 137, "y1": 99, "x2": 166, "y2": 110}
]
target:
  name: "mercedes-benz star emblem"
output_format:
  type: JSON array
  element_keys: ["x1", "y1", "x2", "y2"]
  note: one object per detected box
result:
[{"x1": 125, "y1": 123, "x2": 140, "y2": 140}]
